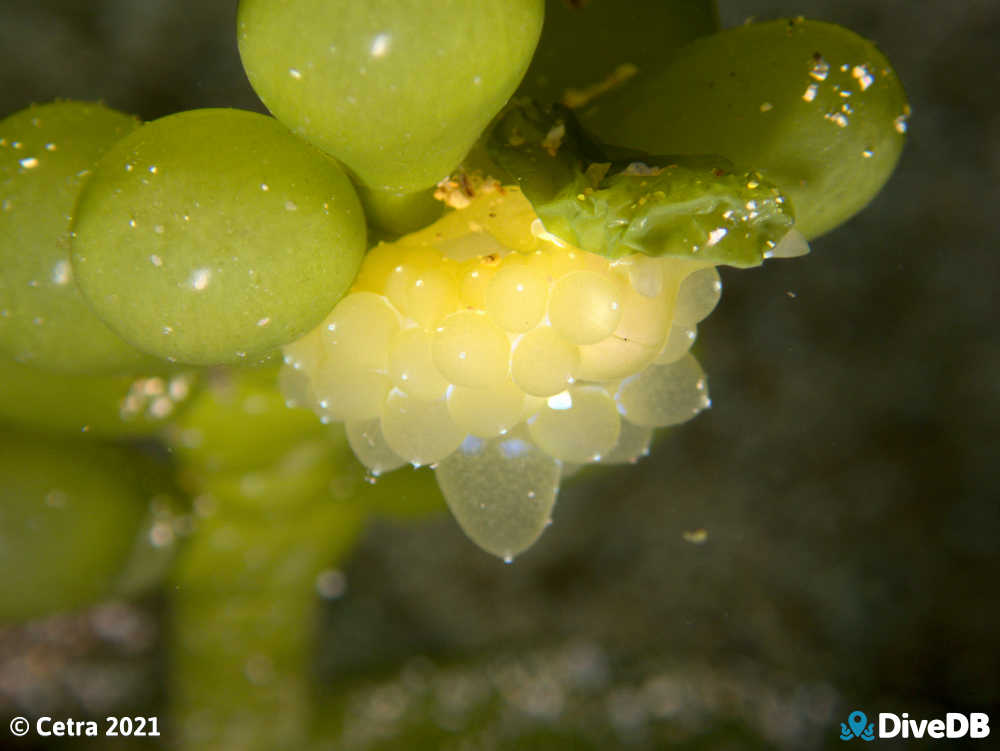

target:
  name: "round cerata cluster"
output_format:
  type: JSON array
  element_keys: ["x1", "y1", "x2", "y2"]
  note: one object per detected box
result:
[{"x1": 282, "y1": 182, "x2": 730, "y2": 559}]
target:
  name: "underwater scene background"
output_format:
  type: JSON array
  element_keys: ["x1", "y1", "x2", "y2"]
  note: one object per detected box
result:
[{"x1": 1, "y1": 0, "x2": 997, "y2": 749}]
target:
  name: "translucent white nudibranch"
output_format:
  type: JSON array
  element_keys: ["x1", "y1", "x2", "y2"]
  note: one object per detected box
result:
[{"x1": 281, "y1": 182, "x2": 807, "y2": 559}]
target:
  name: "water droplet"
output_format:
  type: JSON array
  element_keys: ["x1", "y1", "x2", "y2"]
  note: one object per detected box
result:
[
  {"x1": 149, "y1": 521, "x2": 174, "y2": 547},
  {"x1": 825, "y1": 111, "x2": 849, "y2": 128},
  {"x1": 759, "y1": 101, "x2": 773, "y2": 112},
  {"x1": 1, "y1": 199, "x2": 12, "y2": 212},
  {"x1": 370, "y1": 33, "x2": 391, "y2": 58},
  {"x1": 44, "y1": 142, "x2": 57, "y2": 151},
  {"x1": 148, "y1": 165, "x2": 158, "y2": 174},
  {"x1": 682, "y1": 528, "x2": 708, "y2": 544},
  {"x1": 851, "y1": 64, "x2": 874, "y2": 91},
  {"x1": 706, "y1": 228, "x2": 728, "y2": 246},
  {"x1": 809, "y1": 54, "x2": 830, "y2": 81},
  {"x1": 162, "y1": 325, "x2": 174, "y2": 335},
  {"x1": 894, "y1": 113, "x2": 908, "y2": 134},
  {"x1": 256, "y1": 317, "x2": 271, "y2": 327},
  {"x1": 243, "y1": 655, "x2": 273, "y2": 686},
  {"x1": 289, "y1": 68, "x2": 302, "y2": 79},
  {"x1": 19, "y1": 157, "x2": 38, "y2": 169},
  {"x1": 285, "y1": 200, "x2": 297, "y2": 211},
  {"x1": 802, "y1": 84, "x2": 818, "y2": 102},
  {"x1": 260, "y1": 183, "x2": 269, "y2": 191},
  {"x1": 45, "y1": 490, "x2": 68, "y2": 508},
  {"x1": 315, "y1": 569, "x2": 347, "y2": 599},
  {"x1": 51, "y1": 260, "x2": 71, "y2": 285},
  {"x1": 189, "y1": 268, "x2": 212, "y2": 291},
  {"x1": 503, "y1": 555, "x2": 514, "y2": 564},
  {"x1": 149, "y1": 396, "x2": 174, "y2": 418},
  {"x1": 861, "y1": 148, "x2": 874, "y2": 159},
  {"x1": 154, "y1": 224, "x2": 165, "y2": 234},
  {"x1": 125, "y1": 163, "x2": 134, "y2": 172},
  {"x1": 150, "y1": 254, "x2": 163, "y2": 267}
]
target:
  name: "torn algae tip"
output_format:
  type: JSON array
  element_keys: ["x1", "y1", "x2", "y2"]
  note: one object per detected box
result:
[
  {"x1": 487, "y1": 101, "x2": 796, "y2": 268},
  {"x1": 281, "y1": 177, "x2": 807, "y2": 558}
]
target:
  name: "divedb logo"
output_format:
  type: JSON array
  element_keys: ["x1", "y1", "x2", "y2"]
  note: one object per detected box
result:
[{"x1": 839, "y1": 709, "x2": 990, "y2": 741}]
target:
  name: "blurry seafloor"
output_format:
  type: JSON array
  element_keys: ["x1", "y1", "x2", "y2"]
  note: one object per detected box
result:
[{"x1": 1, "y1": 0, "x2": 998, "y2": 749}]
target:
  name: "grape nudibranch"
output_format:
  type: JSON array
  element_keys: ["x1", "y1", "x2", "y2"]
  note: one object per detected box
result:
[{"x1": 282, "y1": 176, "x2": 809, "y2": 560}]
